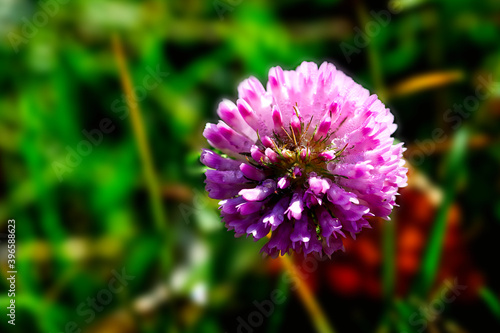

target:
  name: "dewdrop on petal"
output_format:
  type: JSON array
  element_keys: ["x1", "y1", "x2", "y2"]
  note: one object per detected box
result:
[{"x1": 201, "y1": 61, "x2": 408, "y2": 258}]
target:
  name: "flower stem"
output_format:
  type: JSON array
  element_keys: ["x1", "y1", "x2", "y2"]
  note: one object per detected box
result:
[{"x1": 279, "y1": 255, "x2": 336, "y2": 333}]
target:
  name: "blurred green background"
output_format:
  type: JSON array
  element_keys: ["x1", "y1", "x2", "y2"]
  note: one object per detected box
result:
[{"x1": 1, "y1": 0, "x2": 500, "y2": 332}]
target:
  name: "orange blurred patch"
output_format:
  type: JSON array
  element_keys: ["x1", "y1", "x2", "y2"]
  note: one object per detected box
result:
[
  {"x1": 322, "y1": 169, "x2": 483, "y2": 300},
  {"x1": 388, "y1": 70, "x2": 464, "y2": 98}
]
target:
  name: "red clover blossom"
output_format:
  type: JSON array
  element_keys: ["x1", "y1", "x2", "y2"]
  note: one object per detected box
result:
[{"x1": 201, "y1": 61, "x2": 408, "y2": 258}]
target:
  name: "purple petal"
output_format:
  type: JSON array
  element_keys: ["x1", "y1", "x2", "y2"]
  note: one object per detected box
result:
[
  {"x1": 292, "y1": 166, "x2": 302, "y2": 177},
  {"x1": 317, "y1": 207, "x2": 344, "y2": 242},
  {"x1": 246, "y1": 219, "x2": 271, "y2": 240},
  {"x1": 308, "y1": 174, "x2": 330, "y2": 195},
  {"x1": 265, "y1": 148, "x2": 279, "y2": 163},
  {"x1": 224, "y1": 213, "x2": 260, "y2": 236},
  {"x1": 304, "y1": 235, "x2": 323, "y2": 255},
  {"x1": 239, "y1": 179, "x2": 276, "y2": 201},
  {"x1": 217, "y1": 121, "x2": 253, "y2": 151},
  {"x1": 318, "y1": 151, "x2": 336, "y2": 161},
  {"x1": 327, "y1": 183, "x2": 353, "y2": 206},
  {"x1": 237, "y1": 99, "x2": 260, "y2": 131},
  {"x1": 272, "y1": 105, "x2": 283, "y2": 132},
  {"x1": 205, "y1": 169, "x2": 245, "y2": 184},
  {"x1": 277, "y1": 176, "x2": 290, "y2": 189},
  {"x1": 314, "y1": 114, "x2": 332, "y2": 140},
  {"x1": 262, "y1": 196, "x2": 290, "y2": 230},
  {"x1": 240, "y1": 163, "x2": 266, "y2": 181},
  {"x1": 237, "y1": 201, "x2": 263, "y2": 215},
  {"x1": 205, "y1": 182, "x2": 249, "y2": 200},
  {"x1": 285, "y1": 191, "x2": 304, "y2": 220},
  {"x1": 291, "y1": 113, "x2": 301, "y2": 134},
  {"x1": 217, "y1": 99, "x2": 257, "y2": 141},
  {"x1": 290, "y1": 215, "x2": 312, "y2": 243},
  {"x1": 323, "y1": 236, "x2": 344, "y2": 256},
  {"x1": 201, "y1": 149, "x2": 241, "y2": 171},
  {"x1": 261, "y1": 136, "x2": 275, "y2": 148},
  {"x1": 303, "y1": 189, "x2": 322, "y2": 208},
  {"x1": 203, "y1": 123, "x2": 239, "y2": 154},
  {"x1": 250, "y1": 145, "x2": 268, "y2": 165},
  {"x1": 261, "y1": 222, "x2": 293, "y2": 257},
  {"x1": 219, "y1": 197, "x2": 246, "y2": 214}
]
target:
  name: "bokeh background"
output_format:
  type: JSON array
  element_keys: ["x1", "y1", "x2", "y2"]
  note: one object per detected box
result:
[{"x1": 1, "y1": 0, "x2": 500, "y2": 332}]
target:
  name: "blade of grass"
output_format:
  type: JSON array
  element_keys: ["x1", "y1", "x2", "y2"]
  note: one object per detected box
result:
[
  {"x1": 411, "y1": 129, "x2": 468, "y2": 297},
  {"x1": 354, "y1": 0, "x2": 387, "y2": 101},
  {"x1": 111, "y1": 34, "x2": 168, "y2": 235},
  {"x1": 266, "y1": 271, "x2": 290, "y2": 333},
  {"x1": 354, "y1": 3, "x2": 397, "y2": 329},
  {"x1": 111, "y1": 34, "x2": 175, "y2": 289},
  {"x1": 479, "y1": 287, "x2": 500, "y2": 320},
  {"x1": 20, "y1": 89, "x2": 66, "y2": 243},
  {"x1": 393, "y1": 300, "x2": 417, "y2": 333}
]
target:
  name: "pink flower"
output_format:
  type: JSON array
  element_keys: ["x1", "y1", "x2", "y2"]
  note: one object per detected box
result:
[{"x1": 201, "y1": 61, "x2": 408, "y2": 258}]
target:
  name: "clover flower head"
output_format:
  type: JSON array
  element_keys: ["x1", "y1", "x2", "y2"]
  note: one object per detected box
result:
[{"x1": 201, "y1": 61, "x2": 408, "y2": 258}]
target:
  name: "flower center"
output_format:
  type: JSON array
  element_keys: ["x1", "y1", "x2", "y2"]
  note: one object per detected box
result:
[{"x1": 252, "y1": 106, "x2": 347, "y2": 187}]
